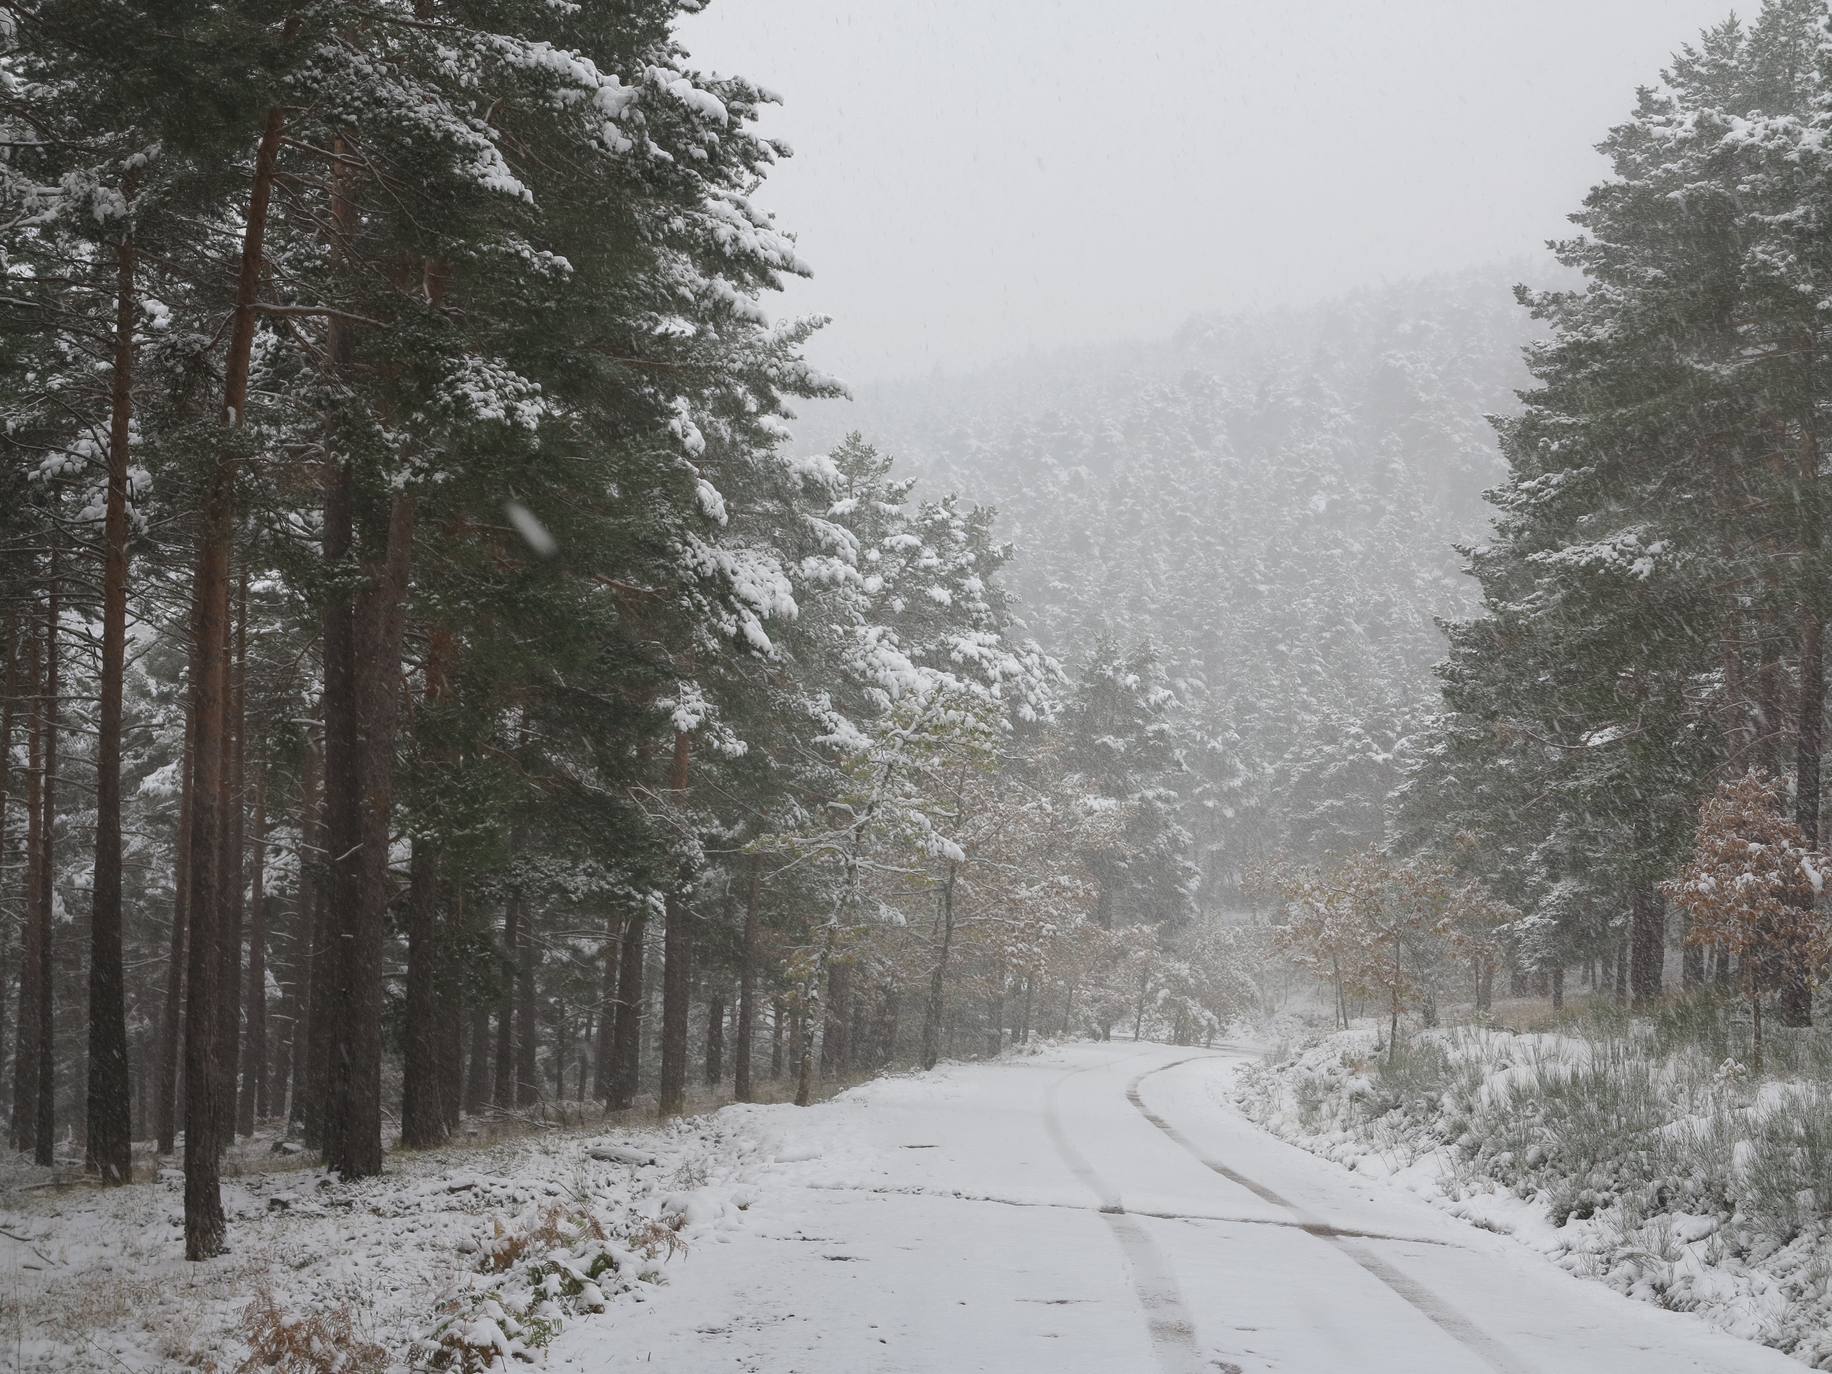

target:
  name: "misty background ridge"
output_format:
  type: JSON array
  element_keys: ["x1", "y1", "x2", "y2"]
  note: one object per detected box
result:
[{"x1": 797, "y1": 268, "x2": 1536, "y2": 885}]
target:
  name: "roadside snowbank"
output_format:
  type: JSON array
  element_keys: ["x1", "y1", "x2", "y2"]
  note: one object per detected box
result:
[
  {"x1": 0, "y1": 1108, "x2": 792, "y2": 1373},
  {"x1": 1233, "y1": 1024, "x2": 1832, "y2": 1368}
]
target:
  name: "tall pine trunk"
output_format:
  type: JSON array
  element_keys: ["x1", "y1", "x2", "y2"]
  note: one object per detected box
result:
[
  {"x1": 298, "y1": 730, "x2": 330, "y2": 1140},
  {"x1": 216, "y1": 570, "x2": 247, "y2": 1147},
  {"x1": 33, "y1": 547, "x2": 59, "y2": 1167},
  {"x1": 401, "y1": 631, "x2": 451, "y2": 1145},
  {"x1": 12, "y1": 623, "x2": 43, "y2": 1154},
  {"x1": 658, "y1": 731, "x2": 693, "y2": 1115},
  {"x1": 318, "y1": 434, "x2": 363, "y2": 1166},
  {"x1": 437, "y1": 888, "x2": 466, "y2": 1135},
  {"x1": 185, "y1": 92, "x2": 286, "y2": 1260},
  {"x1": 770, "y1": 996, "x2": 784, "y2": 1080},
  {"x1": 593, "y1": 913, "x2": 622, "y2": 1102},
  {"x1": 491, "y1": 896, "x2": 520, "y2": 1109},
  {"x1": 335, "y1": 487, "x2": 414, "y2": 1166},
  {"x1": 1628, "y1": 817, "x2": 1664, "y2": 1010},
  {"x1": 920, "y1": 862, "x2": 957, "y2": 1070},
  {"x1": 513, "y1": 887, "x2": 538, "y2": 1109},
  {"x1": 86, "y1": 204, "x2": 137, "y2": 1183},
  {"x1": 0, "y1": 621, "x2": 15, "y2": 1126},
  {"x1": 733, "y1": 855, "x2": 760, "y2": 1101},
  {"x1": 237, "y1": 774, "x2": 268, "y2": 1134},
  {"x1": 609, "y1": 911, "x2": 646, "y2": 1109},
  {"x1": 155, "y1": 716, "x2": 193, "y2": 1152},
  {"x1": 400, "y1": 835, "x2": 445, "y2": 1146},
  {"x1": 463, "y1": 990, "x2": 492, "y2": 1115},
  {"x1": 704, "y1": 990, "x2": 725, "y2": 1087}
]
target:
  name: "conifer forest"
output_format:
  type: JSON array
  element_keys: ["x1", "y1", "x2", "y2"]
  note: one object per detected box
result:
[{"x1": 9, "y1": 3, "x2": 1832, "y2": 1372}]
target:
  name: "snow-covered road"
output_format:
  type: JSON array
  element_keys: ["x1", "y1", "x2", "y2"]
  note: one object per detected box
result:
[{"x1": 551, "y1": 1041, "x2": 1804, "y2": 1373}]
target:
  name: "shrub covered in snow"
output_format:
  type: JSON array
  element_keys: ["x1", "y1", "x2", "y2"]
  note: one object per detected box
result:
[{"x1": 1238, "y1": 1020, "x2": 1832, "y2": 1366}]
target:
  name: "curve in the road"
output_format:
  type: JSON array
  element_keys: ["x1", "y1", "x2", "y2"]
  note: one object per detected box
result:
[
  {"x1": 1043, "y1": 1052, "x2": 1216, "y2": 1374},
  {"x1": 1126, "y1": 1055, "x2": 1536, "y2": 1374}
]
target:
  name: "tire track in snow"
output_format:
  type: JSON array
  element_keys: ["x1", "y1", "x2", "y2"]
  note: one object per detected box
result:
[
  {"x1": 1043, "y1": 1052, "x2": 1213, "y2": 1374},
  {"x1": 1127, "y1": 1056, "x2": 1537, "y2": 1374}
]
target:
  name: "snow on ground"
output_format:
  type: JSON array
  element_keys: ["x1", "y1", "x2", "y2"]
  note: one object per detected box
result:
[
  {"x1": 1233, "y1": 1023, "x2": 1832, "y2": 1369},
  {"x1": 557, "y1": 1039, "x2": 1801, "y2": 1372},
  {"x1": 0, "y1": 1111, "x2": 768, "y2": 1372},
  {"x1": 4, "y1": 1039, "x2": 1820, "y2": 1372}
]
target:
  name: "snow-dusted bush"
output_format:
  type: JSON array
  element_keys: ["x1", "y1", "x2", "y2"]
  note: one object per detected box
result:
[
  {"x1": 1238, "y1": 1022, "x2": 1832, "y2": 1364},
  {"x1": 418, "y1": 1200, "x2": 686, "y2": 1370}
]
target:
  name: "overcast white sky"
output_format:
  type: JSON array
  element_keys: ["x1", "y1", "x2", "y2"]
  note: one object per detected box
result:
[{"x1": 677, "y1": 0, "x2": 1738, "y2": 386}]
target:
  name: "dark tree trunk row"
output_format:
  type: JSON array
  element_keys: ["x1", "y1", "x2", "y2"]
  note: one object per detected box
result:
[
  {"x1": 400, "y1": 836, "x2": 445, "y2": 1146},
  {"x1": 155, "y1": 715, "x2": 193, "y2": 1153},
  {"x1": 0, "y1": 619, "x2": 14, "y2": 1126},
  {"x1": 12, "y1": 604, "x2": 51, "y2": 1163},
  {"x1": 299, "y1": 730, "x2": 331, "y2": 1142},
  {"x1": 609, "y1": 910, "x2": 646, "y2": 1109},
  {"x1": 492, "y1": 890, "x2": 520, "y2": 1109},
  {"x1": 183, "y1": 88, "x2": 288, "y2": 1261},
  {"x1": 237, "y1": 774, "x2": 268, "y2": 1135},
  {"x1": 593, "y1": 912, "x2": 622, "y2": 1101},
  {"x1": 733, "y1": 854, "x2": 760, "y2": 1101},
  {"x1": 85, "y1": 207, "x2": 137, "y2": 1183},
  {"x1": 659, "y1": 730, "x2": 693, "y2": 1116},
  {"x1": 215, "y1": 570, "x2": 247, "y2": 1148}
]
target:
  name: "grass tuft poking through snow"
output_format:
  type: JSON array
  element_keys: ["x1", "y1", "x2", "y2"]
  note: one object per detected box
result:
[{"x1": 1236, "y1": 1005, "x2": 1832, "y2": 1368}]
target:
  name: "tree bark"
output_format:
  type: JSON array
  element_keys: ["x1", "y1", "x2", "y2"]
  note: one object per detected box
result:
[
  {"x1": 1629, "y1": 884, "x2": 1664, "y2": 1009},
  {"x1": 32, "y1": 547, "x2": 59, "y2": 1167},
  {"x1": 185, "y1": 93, "x2": 286, "y2": 1257},
  {"x1": 795, "y1": 997, "x2": 815, "y2": 1107},
  {"x1": 823, "y1": 959, "x2": 853, "y2": 1077},
  {"x1": 400, "y1": 835, "x2": 445, "y2": 1146},
  {"x1": 659, "y1": 886, "x2": 693, "y2": 1114},
  {"x1": 155, "y1": 715, "x2": 193, "y2": 1152},
  {"x1": 704, "y1": 990, "x2": 725, "y2": 1087},
  {"x1": 269, "y1": 863, "x2": 300, "y2": 1129},
  {"x1": 437, "y1": 886, "x2": 466, "y2": 1134},
  {"x1": 330, "y1": 485, "x2": 414, "y2": 1171},
  {"x1": 298, "y1": 729, "x2": 330, "y2": 1140},
  {"x1": 463, "y1": 989, "x2": 492, "y2": 1115},
  {"x1": 215, "y1": 569, "x2": 247, "y2": 1149},
  {"x1": 12, "y1": 624, "x2": 43, "y2": 1155},
  {"x1": 318, "y1": 441, "x2": 363, "y2": 1165},
  {"x1": 0, "y1": 621, "x2": 14, "y2": 1130},
  {"x1": 403, "y1": 631, "x2": 452, "y2": 1144},
  {"x1": 920, "y1": 862, "x2": 957, "y2": 1070},
  {"x1": 593, "y1": 914, "x2": 622, "y2": 1101},
  {"x1": 608, "y1": 911, "x2": 646, "y2": 1109},
  {"x1": 770, "y1": 996, "x2": 784, "y2": 1080},
  {"x1": 733, "y1": 855, "x2": 760, "y2": 1101},
  {"x1": 182, "y1": 483, "x2": 232, "y2": 1253},
  {"x1": 659, "y1": 730, "x2": 693, "y2": 1115},
  {"x1": 237, "y1": 774, "x2": 268, "y2": 1134},
  {"x1": 492, "y1": 896, "x2": 519, "y2": 1109},
  {"x1": 1751, "y1": 987, "x2": 1765, "y2": 1073},
  {"x1": 86, "y1": 207, "x2": 137, "y2": 1183},
  {"x1": 513, "y1": 886, "x2": 538, "y2": 1109}
]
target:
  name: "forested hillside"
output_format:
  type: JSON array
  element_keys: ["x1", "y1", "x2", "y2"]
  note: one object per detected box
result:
[
  {"x1": 815, "y1": 272, "x2": 1530, "y2": 898},
  {"x1": 0, "y1": 0, "x2": 1249, "y2": 1269}
]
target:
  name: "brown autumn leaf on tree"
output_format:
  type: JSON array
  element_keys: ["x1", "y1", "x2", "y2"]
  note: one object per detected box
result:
[{"x1": 1663, "y1": 772, "x2": 1829, "y2": 1069}]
